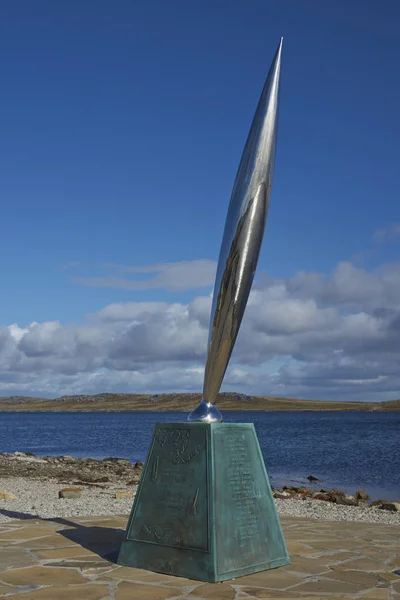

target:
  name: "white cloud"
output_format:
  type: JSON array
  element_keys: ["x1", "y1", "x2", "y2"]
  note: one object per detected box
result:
[
  {"x1": 72, "y1": 259, "x2": 217, "y2": 291},
  {"x1": 1, "y1": 260, "x2": 400, "y2": 402},
  {"x1": 373, "y1": 223, "x2": 400, "y2": 243}
]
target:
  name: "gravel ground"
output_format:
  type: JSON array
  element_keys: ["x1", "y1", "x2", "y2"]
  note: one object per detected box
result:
[
  {"x1": 1, "y1": 477, "x2": 400, "y2": 525},
  {"x1": 0, "y1": 477, "x2": 136, "y2": 522},
  {"x1": 275, "y1": 497, "x2": 400, "y2": 525}
]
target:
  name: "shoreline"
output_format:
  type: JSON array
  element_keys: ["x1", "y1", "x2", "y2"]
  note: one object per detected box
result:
[
  {"x1": 0, "y1": 452, "x2": 399, "y2": 525},
  {"x1": 0, "y1": 392, "x2": 399, "y2": 412},
  {"x1": 1, "y1": 407, "x2": 399, "y2": 413},
  {"x1": 1, "y1": 450, "x2": 398, "y2": 502}
]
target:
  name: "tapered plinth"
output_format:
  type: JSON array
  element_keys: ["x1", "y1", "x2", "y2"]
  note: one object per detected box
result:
[{"x1": 117, "y1": 423, "x2": 289, "y2": 582}]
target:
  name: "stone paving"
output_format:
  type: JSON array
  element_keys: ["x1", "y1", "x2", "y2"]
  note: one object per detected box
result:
[{"x1": 0, "y1": 513, "x2": 398, "y2": 599}]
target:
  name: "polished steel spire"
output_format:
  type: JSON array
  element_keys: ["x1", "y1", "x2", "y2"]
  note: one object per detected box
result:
[{"x1": 188, "y1": 38, "x2": 283, "y2": 423}]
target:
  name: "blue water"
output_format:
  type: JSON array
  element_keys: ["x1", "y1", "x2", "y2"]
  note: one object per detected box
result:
[{"x1": 0, "y1": 411, "x2": 398, "y2": 500}]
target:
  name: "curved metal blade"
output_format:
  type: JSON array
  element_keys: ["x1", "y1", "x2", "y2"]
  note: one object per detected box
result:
[{"x1": 188, "y1": 38, "x2": 283, "y2": 423}]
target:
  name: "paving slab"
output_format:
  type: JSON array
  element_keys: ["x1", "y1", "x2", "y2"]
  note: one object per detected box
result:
[{"x1": 0, "y1": 515, "x2": 398, "y2": 599}]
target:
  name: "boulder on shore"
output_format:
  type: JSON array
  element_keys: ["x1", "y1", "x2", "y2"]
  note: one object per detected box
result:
[
  {"x1": 59, "y1": 487, "x2": 82, "y2": 499},
  {"x1": 371, "y1": 500, "x2": 400, "y2": 512},
  {"x1": 355, "y1": 489, "x2": 370, "y2": 501},
  {"x1": 115, "y1": 490, "x2": 133, "y2": 499},
  {"x1": 379, "y1": 502, "x2": 400, "y2": 512},
  {"x1": 273, "y1": 491, "x2": 291, "y2": 500},
  {"x1": 314, "y1": 493, "x2": 331, "y2": 501},
  {"x1": 0, "y1": 490, "x2": 17, "y2": 501}
]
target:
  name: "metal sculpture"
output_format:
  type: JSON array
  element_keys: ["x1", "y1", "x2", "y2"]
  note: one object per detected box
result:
[{"x1": 188, "y1": 38, "x2": 283, "y2": 423}]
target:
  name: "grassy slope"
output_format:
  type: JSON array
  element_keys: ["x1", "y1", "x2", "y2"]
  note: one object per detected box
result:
[{"x1": 0, "y1": 393, "x2": 398, "y2": 412}]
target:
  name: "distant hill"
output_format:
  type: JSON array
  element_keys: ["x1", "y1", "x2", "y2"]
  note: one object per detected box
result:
[{"x1": 0, "y1": 392, "x2": 398, "y2": 412}]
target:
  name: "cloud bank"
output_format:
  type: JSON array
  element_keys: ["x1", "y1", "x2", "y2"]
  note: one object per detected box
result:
[{"x1": 1, "y1": 259, "x2": 400, "y2": 402}]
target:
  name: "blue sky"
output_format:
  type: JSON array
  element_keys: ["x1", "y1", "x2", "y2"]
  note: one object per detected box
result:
[{"x1": 1, "y1": 0, "x2": 399, "y2": 400}]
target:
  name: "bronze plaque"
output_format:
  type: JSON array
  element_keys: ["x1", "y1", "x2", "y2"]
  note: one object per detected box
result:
[
  {"x1": 127, "y1": 424, "x2": 209, "y2": 552},
  {"x1": 213, "y1": 424, "x2": 286, "y2": 576}
]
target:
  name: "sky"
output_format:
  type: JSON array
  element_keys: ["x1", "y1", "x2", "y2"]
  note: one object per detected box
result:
[{"x1": 1, "y1": 0, "x2": 400, "y2": 401}]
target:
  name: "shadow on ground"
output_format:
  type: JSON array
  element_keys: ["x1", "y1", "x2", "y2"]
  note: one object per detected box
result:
[
  {"x1": 59, "y1": 524, "x2": 124, "y2": 563},
  {"x1": 0, "y1": 508, "x2": 124, "y2": 563}
]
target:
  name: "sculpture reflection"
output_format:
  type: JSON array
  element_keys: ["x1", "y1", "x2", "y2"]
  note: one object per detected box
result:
[{"x1": 188, "y1": 39, "x2": 283, "y2": 423}]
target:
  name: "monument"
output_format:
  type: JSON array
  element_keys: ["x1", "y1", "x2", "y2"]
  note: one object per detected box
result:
[{"x1": 118, "y1": 38, "x2": 290, "y2": 582}]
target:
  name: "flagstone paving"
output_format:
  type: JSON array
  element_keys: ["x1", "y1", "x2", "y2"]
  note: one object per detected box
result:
[{"x1": 0, "y1": 514, "x2": 398, "y2": 599}]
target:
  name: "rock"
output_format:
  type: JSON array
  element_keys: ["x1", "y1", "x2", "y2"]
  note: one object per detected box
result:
[
  {"x1": 12, "y1": 453, "x2": 47, "y2": 463},
  {"x1": 307, "y1": 475, "x2": 320, "y2": 483},
  {"x1": 0, "y1": 490, "x2": 17, "y2": 501},
  {"x1": 314, "y1": 493, "x2": 331, "y2": 501},
  {"x1": 61, "y1": 456, "x2": 76, "y2": 463},
  {"x1": 134, "y1": 461, "x2": 144, "y2": 468},
  {"x1": 115, "y1": 490, "x2": 133, "y2": 499},
  {"x1": 59, "y1": 487, "x2": 82, "y2": 499},
  {"x1": 378, "y1": 502, "x2": 399, "y2": 512},
  {"x1": 370, "y1": 500, "x2": 400, "y2": 512},
  {"x1": 342, "y1": 494, "x2": 357, "y2": 506},
  {"x1": 298, "y1": 487, "x2": 312, "y2": 496},
  {"x1": 126, "y1": 479, "x2": 139, "y2": 486},
  {"x1": 355, "y1": 489, "x2": 369, "y2": 501},
  {"x1": 320, "y1": 488, "x2": 329, "y2": 493},
  {"x1": 331, "y1": 488, "x2": 345, "y2": 497},
  {"x1": 312, "y1": 490, "x2": 357, "y2": 506},
  {"x1": 273, "y1": 491, "x2": 291, "y2": 499},
  {"x1": 323, "y1": 489, "x2": 358, "y2": 505},
  {"x1": 103, "y1": 458, "x2": 130, "y2": 466},
  {"x1": 358, "y1": 500, "x2": 369, "y2": 508},
  {"x1": 331, "y1": 493, "x2": 347, "y2": 505},
  {"x1": 283, "y1": 486, "x2": 299, "y2": 494}
]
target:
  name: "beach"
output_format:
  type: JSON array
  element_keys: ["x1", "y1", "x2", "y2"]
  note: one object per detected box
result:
[{"x1": 1, "y1": 452, "x2": 399, "y2": 525}]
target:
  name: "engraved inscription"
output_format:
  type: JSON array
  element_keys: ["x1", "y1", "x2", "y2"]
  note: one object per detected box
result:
[
  {"x1": 151, "y1": 456, "x2": 159, "y2": 481},
  {"x1": 156, "y1": 428, "x2": 190, "y2": 452},
  {"x1": 127, "y1": 426, "x2": 209, "y2": 552},
  {"x1": 140, "y1": 525, "x2": 183, "y2": 546},
  {"x1": 223, "y1": 430, "x2": 260, "y2": 543},
  {"x1": 192, "y1": 487, "x2": 199, "y2": 515},
  {"x1": 155, "y1": 428, "x2": 205, "y2": 464},
  {"x1": 215, "y1": 426, "x2": 287, "y2": 576}
]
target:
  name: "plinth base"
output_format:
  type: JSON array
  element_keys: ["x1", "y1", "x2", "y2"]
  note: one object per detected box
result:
[{"x1": 117, "y1": 422, "x2": 289, "y2": 582}]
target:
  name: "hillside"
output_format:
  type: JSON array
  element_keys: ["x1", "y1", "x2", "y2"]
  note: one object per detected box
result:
[{"x1": 0, "y1": 392, "x2": 398, "y2": 412}]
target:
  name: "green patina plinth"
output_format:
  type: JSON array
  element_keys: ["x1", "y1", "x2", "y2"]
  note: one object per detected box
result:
[{"x1": 117, "y1": 422, "x2": 289, "y2": 582}]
